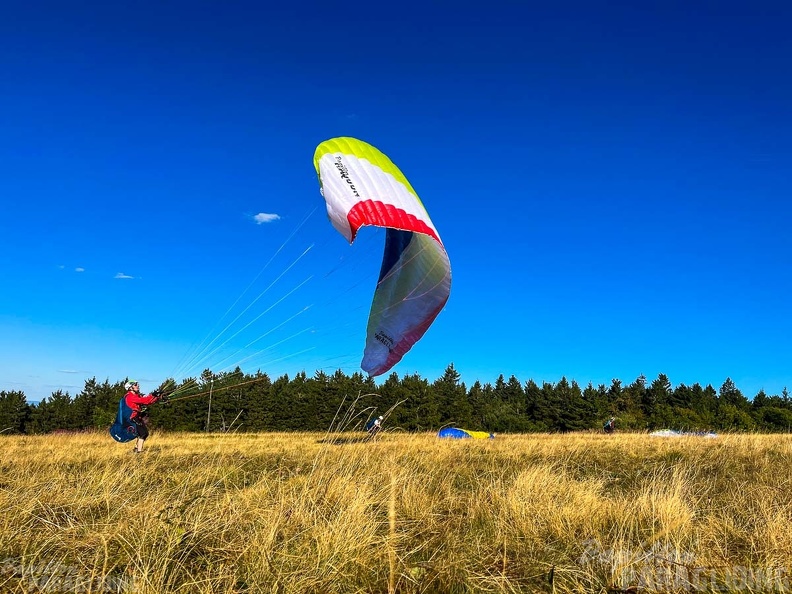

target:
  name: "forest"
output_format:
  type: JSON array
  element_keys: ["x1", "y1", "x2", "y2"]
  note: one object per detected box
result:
[{"x1": 1, "y1": 364, "x2": 791, "y2": 435}]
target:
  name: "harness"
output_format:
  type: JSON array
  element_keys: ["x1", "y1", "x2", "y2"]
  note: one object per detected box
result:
[{"x1": 109, "y1": 397, "x2": 138, "y2": 443}]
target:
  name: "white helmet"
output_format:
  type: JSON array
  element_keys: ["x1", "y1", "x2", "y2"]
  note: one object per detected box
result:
[{"x1": 124, "y1": 379, "x2": 139, "y2": 390}]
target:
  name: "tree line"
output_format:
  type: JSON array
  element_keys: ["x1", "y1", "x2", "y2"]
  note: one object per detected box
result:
[{"x1": 1, "y1": 365, "x2": 791, "y2": 435}]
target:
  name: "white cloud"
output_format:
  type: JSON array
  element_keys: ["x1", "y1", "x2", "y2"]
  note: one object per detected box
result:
[
  {"x1": 114, "y1": 272, "x2": 134, "y2": 279},
  {"x1": 75, "y1": 267, "x2": 85, "y2": 273},
  {"x1": 253, "y1": 212, "x2": 281, "y2": 225},
  {"x1": 57, "y1": 369, "x2": 80, "y2": 374}
]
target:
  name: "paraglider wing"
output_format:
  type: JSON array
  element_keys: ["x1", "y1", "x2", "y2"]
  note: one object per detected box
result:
[
  {"x1": 437, "y1": 427, "x2": 494, "y2": 439},
  {"x1": 314, "y1": 137, "x2": 451, "y2": 376},
  {"x1": 649, "y1": 429, "x2": 718, "y2": 438}
]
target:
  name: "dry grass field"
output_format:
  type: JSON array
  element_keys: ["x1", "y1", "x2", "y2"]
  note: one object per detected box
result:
[{"x1": 1, "y1": 430, "x2": 791, "y2": 593}]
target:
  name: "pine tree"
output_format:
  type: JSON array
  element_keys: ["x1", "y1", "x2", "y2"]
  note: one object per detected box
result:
[
  {"x1": 554, "y1": 377, "x2": 592, "y2": 431},
  {"x1": 0, "y1": 390, "x2": 29, "y2": 434},
  {"x1": 435, "y1": 364, "x2": 471, "y2": 427},
  {"x1": 377, "y1": 372, "x2": 411, "y2": 429},
  {"x1": 242, "y1": 371, "x2": 274, "y2": 431},
  {"x1": 718, "y1": 378, "x2": 750, "y2": 410},
  {"x1": 401, "y1": 373, "x2": 437, "y2": 431}
]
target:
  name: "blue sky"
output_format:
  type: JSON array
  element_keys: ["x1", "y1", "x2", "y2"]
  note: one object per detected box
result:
[{"x1": 1, "y1": 1, "x2": 790, "y2": 402}]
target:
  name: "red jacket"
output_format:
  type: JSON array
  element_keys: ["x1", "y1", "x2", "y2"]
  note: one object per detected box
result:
[{"x1": 124, "y1": 390, "x2": 159, "y2": 419}]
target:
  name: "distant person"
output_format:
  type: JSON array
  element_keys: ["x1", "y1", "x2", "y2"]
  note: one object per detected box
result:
[
  {"x1": 603, "y1": 417, "x2": 616, "y2": 434},
  {"x1": 124, "y1": 380, "x2": 168, "y2": 453},
  {"x1": 366, "y1": 415, "x2": 384, "y2": 438}
]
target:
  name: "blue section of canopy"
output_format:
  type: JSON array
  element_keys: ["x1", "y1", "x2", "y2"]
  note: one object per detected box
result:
[
  {"x1": 437, "y1": 427, "x2": 470, "y2": 439},
  {"x1": 437, "y1": 427, "x2": 494, "y2": 439}
]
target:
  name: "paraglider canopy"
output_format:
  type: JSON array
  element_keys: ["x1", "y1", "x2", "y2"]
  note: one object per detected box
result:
[
  {"x1": 437, "y1": 427, "x2": 494, "y2": 439},
  {"x1": 314, "y1": 137, "x2": 452, "y2": 376},
  {"x1": 649, "y1": 429, "x2": 718, "y2": 438}
]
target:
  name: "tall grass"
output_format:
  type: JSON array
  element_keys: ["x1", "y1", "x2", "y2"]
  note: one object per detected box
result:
[{"x1": 1, "y1": 431, "x2": 790, "y2": 592}]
